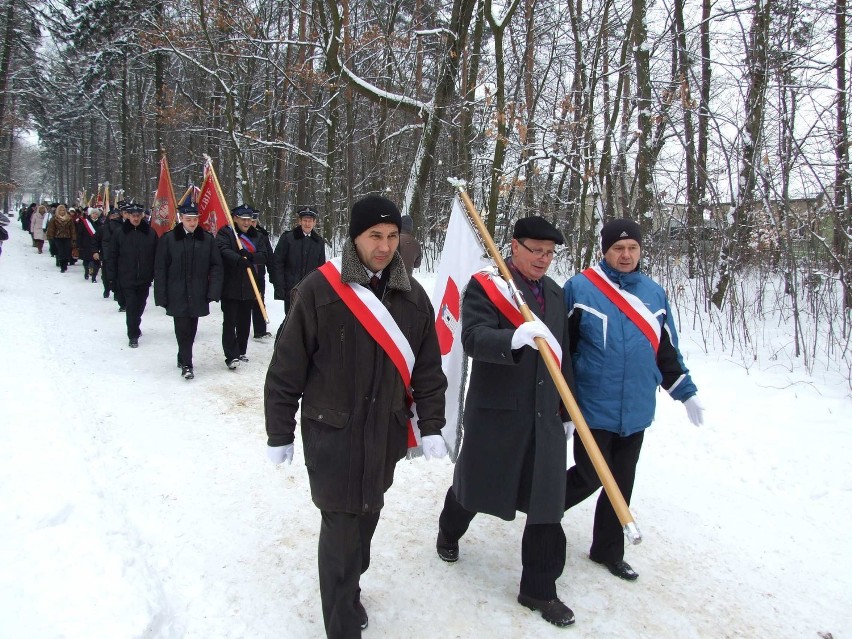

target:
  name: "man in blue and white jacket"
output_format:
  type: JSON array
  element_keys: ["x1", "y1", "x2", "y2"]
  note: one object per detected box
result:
[{"x1": 563, "y1": 218, "x2": 704, "y2": 582}]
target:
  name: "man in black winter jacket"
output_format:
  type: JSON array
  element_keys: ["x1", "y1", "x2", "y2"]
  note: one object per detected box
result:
[
  {"x1": 270, "y1": 207, "x2": 326, "y2": 316},
  {"x1": 154, "y1": 203, "x2": 224, "y2": 379},
  {"x1": 108, "y1": 203, "x2": 158, "y2": 348},
  {"x1": 265, "y1": 195, "x2": 447, "y2": 638},
  {"x1": 250, "y1": 212, "x2": 275, "y2": 340},
  {"x1": 216, "y1": 205, "x2": 270, "y2": 370},
  {"x1": 99, "y1": 208, "x2": 125, "y2": 303}
]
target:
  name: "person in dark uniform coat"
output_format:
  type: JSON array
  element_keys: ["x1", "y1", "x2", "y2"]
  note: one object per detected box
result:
[
  {"x1": 98, "y1": 207, "x2": 124, "y2": 301},
  {"x1": 250, "y1": 212, "x2": 275, "y2": 340},
  {"x1": 270, "y1": 207, "x2": 326, "y2": 316},
  {"x1": 265, "y1": 195, "x2": 448, "y2": 638},
  {"x1": 216, "y1": 204, "x2": 270, "y2": 370},
  {"x1": 108, "y1": 202, "x2": 158, "y2": 347},
  {"x1": 77, "y1": 208, "x2": 104, "y2": 283},
  {"x1": 398, "y1": 214, "x2": 423, "y2": 275},
  {"x1": 154, "y1": 203, "x2": 224, "y2": 379},
  {"x1": 436, "y1": 216, "x2": 577, "y2": 627}
]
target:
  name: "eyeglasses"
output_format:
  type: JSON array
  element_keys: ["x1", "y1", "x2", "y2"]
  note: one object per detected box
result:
[{"x1": 517, "y1": 239, "x2": 557, "y2": 259}]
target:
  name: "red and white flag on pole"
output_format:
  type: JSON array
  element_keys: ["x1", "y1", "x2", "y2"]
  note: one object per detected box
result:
[
  {"x1": 197, "y1": 159, "x2": 230, "y2": 235},
  {"x1": 430, "y1": 197, "x2": 491, "y2": 459},
  {"x1": 151, "y1": 155, "x2": 178, "y2": 237}
]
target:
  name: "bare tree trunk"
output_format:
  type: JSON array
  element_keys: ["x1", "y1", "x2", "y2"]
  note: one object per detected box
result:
[
  {"x1": 674, "y1": 0, "x2": 700, "y2": 278},
  {"x1": 631, "y1": 0, "x2": 653, "y2": 226},
  {"x1": 521, "y1": 0, "x2": 538, "y2": 211},
  {"x1": 153, "y1": 0, "x2": 165, "y2": 160},
  {"x1": 457, "y1": 0, "x2": 485, "y2": 183},
  {"x1": 0, "y1": 0, "x2": 15, "y2": 144},
  {"x1": 835, "y1": 0, "x2": 851, "y2": 309},
  {"x1": 483, "y1": 0, "x2": 523, "y2": 234},
  {"x1": 711, "y1": 0, "x2": 771, "y2": 309},
  {"x1": 121, "y1": 58, "x2": 130, "y2": 191},
  {"x1": 402, "y1": 0, "x2": 478, "y2": 222}
]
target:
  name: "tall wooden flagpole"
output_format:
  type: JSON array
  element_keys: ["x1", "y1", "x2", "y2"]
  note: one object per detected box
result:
[{"x1": 452, "y1": 181, "x2": 641, "y2": 545}]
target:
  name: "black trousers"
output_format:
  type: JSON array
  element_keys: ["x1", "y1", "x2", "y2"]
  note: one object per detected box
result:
[
  {"x1": 85, "y1": 259, "x2": 100, "y2": 281},
  {"x1": 102, "y1": 271, "x2": 112, "y2": 296},
  {"x1": 173, "y1": 316, "x2": 199, "y2": 368},
  {"x1": 123, "y1": 284, "x2": 150, "y2": 339},
  {"x1": 252, "y1": 277, "x2": 267, "y2": 336},
  {"x1": 54, "y1": 238, "x2": 72, "y2": 269},
  {"x1": 221, "y1": 298, "x2": 253, "y2": 361},
  {"x1": 114, "y1": 279, "x2": 126, "y2": 308},
  {"x1": 439, "y1": 487, "x2": 566, "y2": 600},
  {"x1": 564, "y1": 429, "x2": 644, "y2": 564},
  {"x1": 318, "y1": 510, "x2": 381, "y2": 639}
]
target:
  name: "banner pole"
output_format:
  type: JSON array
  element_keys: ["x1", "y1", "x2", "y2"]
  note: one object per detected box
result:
[
  {"x1": 452, "y1": 183, "x2": 641, "y2": 545},
  {"x1": 162, "y1": 154, "x2": 178, "y2": 231}
]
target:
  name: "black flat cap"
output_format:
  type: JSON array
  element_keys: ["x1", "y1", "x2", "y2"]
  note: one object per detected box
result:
[{"x1": 513, "y1": 216, "x2": 564, "y2": 244}]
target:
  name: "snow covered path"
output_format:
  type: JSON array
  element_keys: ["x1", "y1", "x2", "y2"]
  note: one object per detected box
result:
[{"x1": 0, "y1": 222, "x2": 850, "y2": 638}]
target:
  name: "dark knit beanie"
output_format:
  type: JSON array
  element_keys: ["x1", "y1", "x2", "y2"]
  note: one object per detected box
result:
[
  {"x1": 349, "y1": 195, "x2": 402, "y2": 240},
  {"x1": 601, "y1": 218, "x2": 642, "y2": 254}
]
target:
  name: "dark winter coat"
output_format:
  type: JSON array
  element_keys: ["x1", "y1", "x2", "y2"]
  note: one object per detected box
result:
[
  {"x1": 270, "y1": 227, "x2": 326, "y2": 300},
  {"x1": 265, "y1": 240, "x2": 447, "y2": 514},
  {"x1": 451, "y1": 263, "x2": 575, "y2": 524},
  {"x1": 98, "y1": 217, "x2": 123, "y2": 264},
  {"x1": 75, "y1": 217, "x2": 103, "y2": 261},
  {"x1": 253, "y1": 224, "x2": 274, "y2": 282},
  {"x1": 398, "y1": 232, "x2": 423, "y2": 275},
  {"x1": 216, "y1": 225, "x2": 270, "y2": 301},
  {"x1": 154, "y1": 224, "x2": 224, "y2": 318},
  {"x1": 108, "y1": 219, "x2": 158, "y2": 288}
]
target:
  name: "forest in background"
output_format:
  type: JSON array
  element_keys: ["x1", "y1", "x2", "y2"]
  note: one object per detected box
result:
[{"x1": 1, "y1": 0, "x2": 850, "y2": 383}]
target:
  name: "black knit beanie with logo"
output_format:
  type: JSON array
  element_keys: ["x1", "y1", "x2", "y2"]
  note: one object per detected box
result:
[
  {"x1": 601, "y1": 218, "x2": 642, "y2": 254},
  {"x1": 349, "y1": 195, "x2": 402, "y2": 240}
]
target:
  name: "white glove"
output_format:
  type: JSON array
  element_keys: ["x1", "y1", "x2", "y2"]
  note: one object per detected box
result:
[
  {"x1": 563, "y1": 421, "x2": 575, "y2": 439},
  {"x1": 267, "y1": 444, "x2": 294, "y2": 465},
  {"x1": 421, "y1": 435, "x2": 448, "y2": 460},
  {"x1": 683, "y1": 396, "x2": 704, "y2": 427},
  {"x1": 511, "y1": 318, "x2": 550, "y2": 350}
]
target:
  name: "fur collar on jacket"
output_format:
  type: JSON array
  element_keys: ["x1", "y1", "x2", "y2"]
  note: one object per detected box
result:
[
  {"x1": 292, "y1": 226, "x2": 322, "y2": 242},
  {"x1": 122, "y1": 219, "x2": 151, "y2": 234},
  {"x1": 339, "y1": 238, "x2": 411, "y2": 292},
  {"x1": 174, "y1": 224, "x2": 206, "y2": 241}
]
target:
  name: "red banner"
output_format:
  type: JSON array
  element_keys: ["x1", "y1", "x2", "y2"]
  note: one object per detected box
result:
[
  {"x1": 151, "y1": 156, "x2": 178, "y2": 237},
  {"x1": 197, "y1": 161, "x2": 230, "y2": 235}
]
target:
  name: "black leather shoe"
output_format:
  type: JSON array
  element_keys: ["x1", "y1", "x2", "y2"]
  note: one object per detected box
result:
[
  {"x1": 436, "y1": 530, "x2": 459, "y2": 562},
  {"x1": 354, "y1": 598, "x2": 368, "y2": 630},
  {"x1": 592, "y1": 557, "x2": 638, "y2": 581},
  {"x1": 517, "y1": 593, "x2": 575, "y2": 627},
  {"x1": 128, "y1": 339, "x2": 139, "y2": 348}
]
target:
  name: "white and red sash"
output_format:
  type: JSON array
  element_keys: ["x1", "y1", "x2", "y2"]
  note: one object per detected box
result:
[
  {"x1": 471, "y1": 268, "x2": 562, "y2": 367},
  {"x1": 582, "y1": 264, "x2": 660, "y2": 353},
  {"x1": 83, "y1": 219, "x2": 97, "y2": 237},
  {"x1": 318, "y1": 258, "x2": 418, "y2": 448}
]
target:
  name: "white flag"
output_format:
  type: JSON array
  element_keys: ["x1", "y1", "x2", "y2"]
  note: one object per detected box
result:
[{"x1": 431, "y1": 197, "x2": 491, "y2": 459}]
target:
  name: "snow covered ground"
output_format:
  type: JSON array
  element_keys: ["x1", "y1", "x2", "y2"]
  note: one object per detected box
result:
[{"x1": 1, "y1": 221, "x2": 850, "y2": 639}]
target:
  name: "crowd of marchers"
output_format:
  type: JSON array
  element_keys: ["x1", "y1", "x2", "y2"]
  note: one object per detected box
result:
[
  {"x1": 12, "y1": 199, "x2": 358, "y2": 379},
  {"x1": 10, "y1": 195, "x2": 703, "y2": 638}
]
